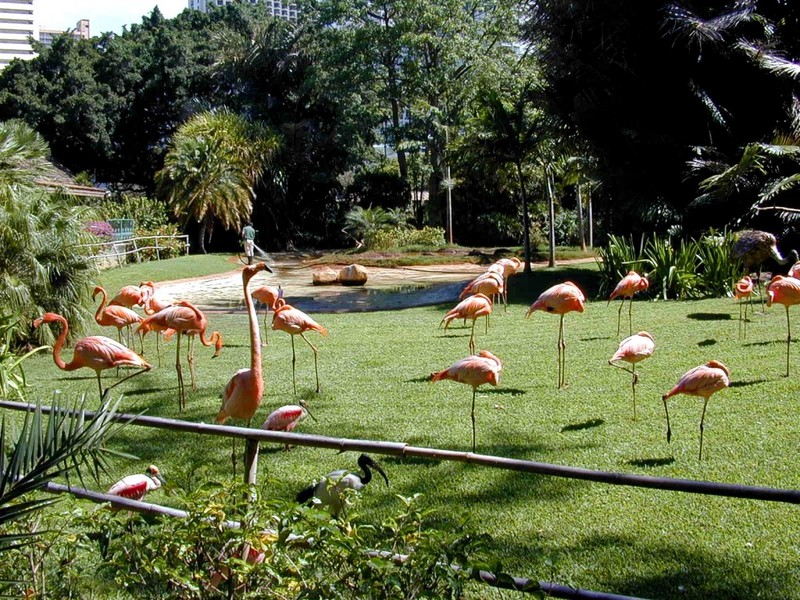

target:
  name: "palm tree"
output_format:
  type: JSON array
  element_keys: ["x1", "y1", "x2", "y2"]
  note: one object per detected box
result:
[
  {"x1": 0, "y1": 120, "x2": 97, "y2": 345},
  {"x1": 458, "y1": 85, "x2": 567, "y2": 272},
  {"x1": 156, "y1": 110, "x2": 281, "y2": 253}
]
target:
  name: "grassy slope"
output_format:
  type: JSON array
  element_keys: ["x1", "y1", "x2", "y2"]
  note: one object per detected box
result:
[{"x1": 23, "y1": 260, "x2": 800, "y2": 599}]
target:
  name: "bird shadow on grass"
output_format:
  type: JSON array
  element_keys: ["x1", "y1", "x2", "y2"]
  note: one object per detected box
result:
[
  {"x1": 686, "y1": 312, "x2": 732, "y2": 321},
  {"x1": 484, "y1": 387, "x2": 526, "y2": 397},
  {"x1": 697, "y1": 338, "x2": 717, "y2": 347},
  {"x1": 560, "y1": 418, "x2": 604, "y2": 433},
  {"x1": 580, "y1": 336, "x2": 613, "y2": 342},
  {"x1": 408, "y1": 376, "x2": 434, "y2": 383},
  {"x1": 221, "y1": 343, "x2": 248, "y2": 349},
  {"x1": 743, "y1": 339, "x2": 793, "y2": 347},
  {"x1": 625, "y1": 457, "x2": 674, "y2": 467},
  {"x1": 729, "y1": 379, "x2": 767, "y2": 388}
]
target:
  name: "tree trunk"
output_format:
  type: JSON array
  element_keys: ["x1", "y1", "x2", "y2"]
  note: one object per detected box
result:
[
  {"x1": 516, "y1": 160, "x2": 532, "y2": 274},
  {"x1": 547, "y1": 170, "x2": 556, "y2": 268},
  {"x1": 576, "y1": 184, "x2": 587, "y2": 251}
]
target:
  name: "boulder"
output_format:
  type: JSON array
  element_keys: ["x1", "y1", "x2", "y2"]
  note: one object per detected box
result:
[
  {"x1": 312, "y1": 267, "x2": 340, "y2": 286},
  {"x1": 338, "y1": 264, "x2": 368, "y2": 286}
]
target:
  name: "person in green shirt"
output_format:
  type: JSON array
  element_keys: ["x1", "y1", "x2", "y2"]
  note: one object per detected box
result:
[{"x1": 241, "y1": 221, "x2": 256, "y2": 264}]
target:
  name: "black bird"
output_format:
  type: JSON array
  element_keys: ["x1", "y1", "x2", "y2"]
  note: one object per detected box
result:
[{"x1": 296, "y1": 453, "x2": 389, "y2": 516}]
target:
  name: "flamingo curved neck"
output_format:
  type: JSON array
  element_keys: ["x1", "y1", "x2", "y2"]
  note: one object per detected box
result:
[
  {"x1": 244, "y1": 275, "x2": 262, "y2": 373},
  {"x1": 94, "y1": 287, "x2": 108, "y2": 323},
  {"x1": 49, "y1": 315, "x2": 71, "y2": 371}
]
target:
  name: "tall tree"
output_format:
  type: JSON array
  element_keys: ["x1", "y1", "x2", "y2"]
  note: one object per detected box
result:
[{"x1": 156, "y1": 110, "x2": 280, "y2": 253}]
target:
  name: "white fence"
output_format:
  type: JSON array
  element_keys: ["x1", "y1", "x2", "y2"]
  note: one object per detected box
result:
[{"x1": 81, "y1": 234, "x2": 190, "y2": 269}]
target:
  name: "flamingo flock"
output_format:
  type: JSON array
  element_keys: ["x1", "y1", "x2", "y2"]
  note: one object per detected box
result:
[{"x1": 35, "y1": 241, "x2": 800, "y2": 517}]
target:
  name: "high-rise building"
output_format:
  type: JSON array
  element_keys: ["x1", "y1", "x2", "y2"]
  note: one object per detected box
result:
[
  {"x1": 0, "y1": 0, "x2": 35, "y2": 69},
  {"x1": 188, "y1": 0, "x2": 298, "y2": 22},
  {"x1": 39, "y1": 19, "x2": 90, "y2": 47}
]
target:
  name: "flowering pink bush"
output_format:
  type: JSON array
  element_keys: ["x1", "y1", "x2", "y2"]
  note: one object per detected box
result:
[{"x1": 85, "y1": 220, "x2": 114, "y2": 239}]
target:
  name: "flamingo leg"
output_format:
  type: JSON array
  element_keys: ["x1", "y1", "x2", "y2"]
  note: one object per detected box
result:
[
  {"x1": 289, "y1": 335, "x2": 297, "y2": 395},
  {"x1": 558, "y1": 314, "x2": 566, "y2": 388},
  {"x1": 698, "y1": 397, "x2": 710, "y2": 461},
  {"x1": 262, "y1": 310, "x2": 269, "y2": 346},
  {"x1": 503, "y1": 277, "x2": 508, "y2": 313},
  {"x1": 300, "y1": 333, "x2": 320, "y2": 393},
  {"x1": 628, "y1": 297, "x2": 633, "y2": 336},
  {"x1": 469, "y1": 320, "x2": 477, "y2": 354},
  {"x1": 96, "y1": 371, "x2": 103, "y2": 400},
  {"x1": 743, "y1": 296, "x2": 749, "y2": 338},
  {"x1": 785, "y1": 305, "x2": 792, "y2": 378},
  {"x1": 738, "y1": 298, "x2": 743, "y2": 339},
  {"x1": 609, "y1": 361, "x2": 637, "y2": 420},
  {"x1": 175, "y1": 332, "x2": 185, "y2": 411},
  {"x1": 188, "y1": 335, "x2": 197, "y2": 391},
  {"x1": 662, "y1": 396, "x2": 672, "y2": 444},
  {"x1": 616, "y1": 300, "x2": 623, "y2": 337},
  {"x1": 470, "y1": 386, "x2": 477, "y2": 453},
  {"x1": 156, "y1": 333, "x2": 162, "y2": 368}
]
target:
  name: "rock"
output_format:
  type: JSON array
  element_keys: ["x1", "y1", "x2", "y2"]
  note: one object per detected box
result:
[
  {"x1": 312, "y1": 267, "x2": 340, "y2": 285},
  {"x1": 338, "y1": 264, "x2": 368, "y2": 286}
]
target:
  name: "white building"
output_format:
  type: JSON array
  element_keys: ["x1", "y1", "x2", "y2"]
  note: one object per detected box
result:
[
  {"x1": 0, "y1": 0, "x2": 36, "y2": 69},
  {"x1": 39, "y1": 18, "x2": 89, "y2": 47},
  {"x1": 188, "y1": 0, "x2": 298, "y2": 22}
]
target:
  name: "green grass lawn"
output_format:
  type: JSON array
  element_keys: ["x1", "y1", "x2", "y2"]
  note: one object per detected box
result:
[
  {"x1": 22, "y1": 261, "x2": 800, "y2": 599},
  {"x1": 96, "y1": 253, "x2": 237, "y2": 293}
]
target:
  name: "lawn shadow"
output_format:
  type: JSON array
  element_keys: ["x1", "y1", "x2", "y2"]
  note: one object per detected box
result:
[
  {"x1": 729, "y1": 379, "x2": 767, "y2": 388},
  {"x1": 484, "y1": 387, "x2": 527, "y2": 397},
  {"x1": 408, "y1": 375, "x2": 434, "y2": 383},
  {"x1": 580, "y1": 336, "x2": 613, "y2": 342},
  {"x1": 625, "y1": 457, "x2": 675, "y2": 467},
  {"x1": 561, "y1": 418, "x2": 604, "y2": 433},
  {"x1": 697, "y1": 339, "x2": 717, "y2": 347},
  {"x1": 686, "y1": 312, "x2": 732, "y2": 321}
]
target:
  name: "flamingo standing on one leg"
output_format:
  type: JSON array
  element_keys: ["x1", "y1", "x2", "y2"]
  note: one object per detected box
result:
[
  {"x1": 608, "y1": 271, "x2": 649, "y2": 337},
  {"x1": 430, "y1": 350, "x2": 502, "y2": 452},
  {"x1": 33, "y1": 313, "x2": 151, "y2": 400},
  {"x1": 662, "y1": 360, "x2": 730, "y2": 460},
  {"x1": 734, "y1": 276, "x2": 754, "y2": 339},
  {"x1": 272, "y1": 298, "x2": 328, "y2": 395},
  {"x1": 261, "y1": 400, "x2": 315, "y2": 450},
  {"x1": 216, "y1": 263, "x2": 269, "y2": 474},
  {"x1": 440, "y1": 293, "x2": 493, "y2": 354},
  {"x1": 526, "y1": 281, "x2": 586, "y2": 389},
  {"x1": 608, "y1": 331, "x2": 655, "y2": 420},
  {"x1": 766, "y1": 275, "x2": 800, "y2": 377},
  {"x1": 92, "y1": 286, "x2": 144, "y2": 352},
  {"x1": 252, "y1": 284, "x2": 283, "y2": 345}
]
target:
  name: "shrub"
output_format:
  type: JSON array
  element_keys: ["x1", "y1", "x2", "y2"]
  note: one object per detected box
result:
[
  {"x1": 86, "y1": 485, "x2": 490, "y2": 599},
  {"x1": 84, "y1": 220, "x2": 114, "y2": 240},
  {"x1": 367, "y1": 226, "x2": 447, "y2": 250},
  {"x1": 136, "y1": 224, "x2": 187, "y2": 261}
]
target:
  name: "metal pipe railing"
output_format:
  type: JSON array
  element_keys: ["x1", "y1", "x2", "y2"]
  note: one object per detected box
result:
[{"x1": 4, "y1": 400, "x2": 798, "y2": 504}]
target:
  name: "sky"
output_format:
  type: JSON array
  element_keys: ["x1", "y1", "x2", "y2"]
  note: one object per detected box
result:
[{"x1": 36, "y1": 1, "x2": 187, "y2": 36}]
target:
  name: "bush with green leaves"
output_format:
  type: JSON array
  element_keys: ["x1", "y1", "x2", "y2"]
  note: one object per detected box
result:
[
  {"x1": 99, "y1": 194, "x2": 173, "y2": 232},
  {"x1": 367, "y1": 226, "x2": 447, "y2": 251},
  {"x1": 86, "y1": 485, "x2": 490, "y2": 599},
  {"x1": 0, "y1": 311, "x2": 46, "y2": 400}
]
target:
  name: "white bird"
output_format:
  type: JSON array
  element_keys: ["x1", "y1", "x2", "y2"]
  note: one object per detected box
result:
[
  {"x1": 296, "y1": 454, "x2": 389, "y2": 517},
  {"x1": 107, "y1": 465, "x2": 165, "y2": 502}
]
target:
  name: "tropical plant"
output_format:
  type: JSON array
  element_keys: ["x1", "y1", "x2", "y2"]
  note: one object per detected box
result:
[
  {"x1": 343, "y1": 205, "x2": 392, "y2": 248},
  {"x1": 0, "y1": 120, "x2": 97, "y2": 344},
  {"x1": 0, "y1": 395, "x2": 123, "y2": 561},
  {"x1": 694, "y1": 230, "x2": 743, "y2": 298},
  {"x1": 156, "y1": 109, "x2": 281, "y2": 253},
  {"x1": 595, "y1": 234, "x2": 648, "y2": 298},
  {"x1": 0, "y1": 312, "x2": 46, "y2": 400}
]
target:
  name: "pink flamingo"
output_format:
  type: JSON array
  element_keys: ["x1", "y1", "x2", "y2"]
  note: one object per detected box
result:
[
  {"x1": 108, "y1": 282, "x2": 152, "y2": 309},
  {"x1": 138, "y1": 300, "x2": 221, "y2": 411},
  {"x1": 107, "y1": 465, "x2": 165, "y2": 502},
  {"x1": 440, "y1": 293, "x2": 493, "y2": 354},
  {"x1": 459, "y1": 272, "x2": 504, "y2": 306},
  {"x1": 766, "y1": 275, "x2": 800, "y2": 376},
  {"x1": 251, "y1": 284, "x2": 283, "y2": 344},
  {"x1": 431, "y1": 350, "x2": 502, "y2": 452},
  {"x1": 608, "y1": 331, "x2": 655, "y2": 420},
  {"x1": 734, "y1": 276, "x2": 754, "y2": 339},
  {"x1": 261, "y1": 400, "x2": 315, "y2": 450},
  {"x1": 216, "y1": 263, "x2": 269, "y2": 472},
  {"x1": 272, "y1": 298, "x2": 328, "y2": 395},
  {"x1": 493, "y1": 257, "x2": 521, "y2": 308},
  {"x1": 526, "y1": 281, "x2": 586, "y2": 388},
  {"x1": 92, "y1": 286, "x2": 144, "y2": 351},
  {"x1": 608, "y1": 271, "x2": 649, "y2": 336},
  {"x1": 662, "y1": 360, "x2": 730, "y2": 459},
  {"x1": 33, "y1": 312, "x2": 151, "y2": 400}
]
